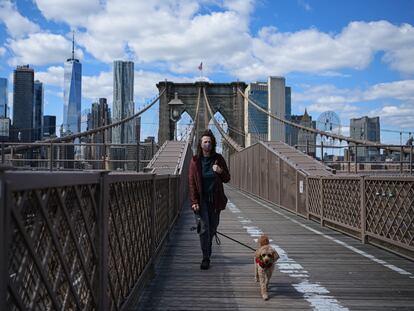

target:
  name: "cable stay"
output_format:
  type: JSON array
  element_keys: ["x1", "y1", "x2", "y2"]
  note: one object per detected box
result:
[
  {"x1": 238, "y1": 88, "x2": 413, "y2": 154},
  {"x1": 4, "y1": 88, "x2": 166, "y2": 154},
  {"x1": 203, "y1": 87, "x2": 243, "y2": 152}
]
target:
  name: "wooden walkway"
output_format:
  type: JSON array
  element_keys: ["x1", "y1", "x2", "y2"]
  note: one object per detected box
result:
[{"x1": 135, "y1": 186, "x2": 414, "y2": 310}]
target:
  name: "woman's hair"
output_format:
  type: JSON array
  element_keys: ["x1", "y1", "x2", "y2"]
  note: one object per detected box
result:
[{"x1": 197, "y1": 129, "x2": 217, "y2": 157}]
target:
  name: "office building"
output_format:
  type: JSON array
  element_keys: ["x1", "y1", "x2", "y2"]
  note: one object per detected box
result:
[
  {"x1": 43, "y1": 115, "x2": 56, "y2": 138},
  {"x1": 87, "y1": 98, "x2": 111, "y2": 169},
  {"x1": 111, "y1": 61, "x2": 134, "y2": 170},
  {"x1": 350, "y1": 116, "x2": 380, "y2": 161},
  {"x1": 63, "y1": 33, "x2": 82, "y2": 135},
  {"x1": 244, "y1": 77, "x2": 291, "y2": 146},
  {"x1": 0, "y1": 77, "x2": 7, "y2": 118},
  {"x1": 33, "y1": 80, "x2": 44, "y2": 141},
  {"x1": 285, "y1": 86, "x2": 291, "y2": 144},
  {"x1": 290, "y1": 110, "x2": 317, "y2": 156},
  {"x1": 13, "y1": 65, "x2": 34, "y2": 142},
  {"x1": 112, "y1": 60, "x2": 134, "y2": 144}
]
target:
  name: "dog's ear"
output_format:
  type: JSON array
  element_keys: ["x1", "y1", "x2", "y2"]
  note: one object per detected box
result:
[
  {"x1": 258, "y1": 235, "x2": 269, "y2": 246},
  {"x1": 272, "y1": 249, "x2": 279, "y2": 261}
]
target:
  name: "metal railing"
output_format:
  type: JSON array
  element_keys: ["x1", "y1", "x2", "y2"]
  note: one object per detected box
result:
[
  {"x1": 308, "y1": 175, "x2": 414, "y2": 259},
  {"x1": 294, "y1": 143, "x2": 414, "y2": 174},
  {"x1": 1, "y1": 141, "x2": 158, "y2": 172},
  {"x1": 1, "y1": 150, "x2": 190, "y2": 310},
  {"x1": 230, "y1": 142, "x2": 414, "y2": 260}
]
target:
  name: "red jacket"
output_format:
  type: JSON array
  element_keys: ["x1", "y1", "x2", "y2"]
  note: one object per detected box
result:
[{"x1": 188, "y1": 153, "x2": 230, "y2": 211}]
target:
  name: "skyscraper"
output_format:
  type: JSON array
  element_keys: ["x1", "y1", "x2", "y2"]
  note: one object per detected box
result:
[
  {"x1": 63, "y1": 33, "x2": 82, "y2": 135},
  {"x1": 268, "y1": 76, "x2": 286, "y2": 142},
  {"x1": 244, "y1": 77, "x2": 291, "y2": 147},
  {"x1": 244, "y1": 82, "x2": 268, "y2": 146},
  {"x1": 285, "y1": 86, "x2": 292, "y2": 144},
  {"x1": 13, "y1": 65, "x2": 34, "y2": 142},
  {"x1": 43, "y1": 115, "x2": 56, "y2": 138},
  {"x1": 0, "y1": 77, "x2": 7, "y2": 118},
  {"x1": 350, "y1": 116, "x2": 381, "y2": 161},
  {"x1": 33, "y1": 80, "x2": 44, "y2": 141},
  {"x1": 112, "y1": 60, "x2": 134, "y2": 144},
  {"x1": 87, "y1": 98, "x2": 111, "y2": 169}
]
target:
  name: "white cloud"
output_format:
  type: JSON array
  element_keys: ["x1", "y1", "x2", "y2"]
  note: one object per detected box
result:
[
  {"x1": 293, "y1": 80, "x2": 414, "y2": 128},
  {"x1": 364, "y1": 80, "x2": 414, "y2": 101},
  {"x1": 294, "y1": 80, "x2": 414, "y2": 106},
  {"x1": 35, "y1": 66, "x2": 64, "y2": 87},
  {"x1": 72, "y1": 1, "x2": 252, "y2": 74},
  {"x1": 5, "y1": 1, "x2": 414, "y2": 78},
  {"x1": 369, "y1": 103, "x2": 414, "y2": 129},
  {"x1": 0, "y1": 1, "x2": 40, "y2": 38},
  {"x1": 8, "y1": 33, "x2": 83, "y2": 66},
  {"x1": 83, "y1": 71, "x2": 113, "y2": 101},
  {"x1": 0, "y1": 46, "x2": 5, "y2": 56},
  {"x1": 34, "y1": 0, "x2": 103, "y2": 26},
  {"x1": 235, "y1": 21, "x2": 414, "y2": 79},
  {"x1": 222, "y1": 0, "x2": 255, "y2": 16}
]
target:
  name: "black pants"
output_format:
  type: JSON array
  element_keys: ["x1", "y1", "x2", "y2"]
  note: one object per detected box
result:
[{"x1": 195, "y1": 199, "x2": 220, "y2": 260}]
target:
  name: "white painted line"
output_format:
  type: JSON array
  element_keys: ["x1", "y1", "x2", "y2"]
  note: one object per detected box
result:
[
  {"x1": 236, "y1": 191, "x2": 414, "y2": 279},
  {"x1": 227, "y1": 200, "x2": 349, "y2": 311}
]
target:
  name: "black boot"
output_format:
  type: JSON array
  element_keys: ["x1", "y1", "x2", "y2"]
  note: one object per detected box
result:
[{"x1": 200, "y1": 258, "x2": 210, "y2": 270}]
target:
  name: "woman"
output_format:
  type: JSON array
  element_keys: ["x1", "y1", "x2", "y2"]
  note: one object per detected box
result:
[{"x1": 188, "y1": 129, "x2": 230, "y2": 270}]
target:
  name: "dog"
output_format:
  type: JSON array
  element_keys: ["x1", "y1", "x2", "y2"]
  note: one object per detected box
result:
[{"x1": 255, "y1": 235, "x2": 279, "y2": 300}]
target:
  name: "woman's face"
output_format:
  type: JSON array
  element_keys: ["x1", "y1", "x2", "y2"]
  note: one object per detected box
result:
[{"x1": 201, "y1": 136, "x2": 212, "y2": 152}]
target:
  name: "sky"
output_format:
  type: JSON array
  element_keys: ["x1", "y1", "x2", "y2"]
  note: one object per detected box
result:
[{"x1": 0, "y1": 0, "x2": 414, "y2": 144}]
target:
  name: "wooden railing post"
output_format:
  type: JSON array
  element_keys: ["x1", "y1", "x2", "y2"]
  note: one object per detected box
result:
[
  {"x1": 167, "y1": 175, "x2": 171, "y2": 228},
  {"x1": 320, "y1": 177, "x2": 324, "y2": 226},
  {"x1": 305, "y1": 177, "x2": 310, "y2": 220},
  {"x1": 0, "y1": 171, "x2": 10, "y2": 308},
  {"x1": 1, "y1": 143, "x2": 4, "y2": 164},
  {"x1": 360, "y1": 176, "x2": 366, "y2": 244},
  {"x1": 151, "y1": 174, "x2": 157, "y2": 254},
  {"x1": 49, "y1": 143, "x2": 53, "y2": 172},
  {"x1": 97, "y1": 171, "x2": 109, "y2": 311}
]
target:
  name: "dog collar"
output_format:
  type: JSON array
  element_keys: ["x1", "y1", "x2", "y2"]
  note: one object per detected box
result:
[{"x1": 256, "y1": 257, "x2": 273, "y2": 269}]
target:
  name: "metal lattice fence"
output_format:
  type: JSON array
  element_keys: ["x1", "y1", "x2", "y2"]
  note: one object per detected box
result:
[
  {"x1": 365, "y1": 177, "x2": 414, "y2": 251},
  {"x1": 1, "y1": 169, "x2": 187, "y2": 311},
  {"x1": 322, "y1": 177, "x2": 361, "y2": 231},
  {"x1": 307, "y1": 175, "x2": 414, "y2": 257}
]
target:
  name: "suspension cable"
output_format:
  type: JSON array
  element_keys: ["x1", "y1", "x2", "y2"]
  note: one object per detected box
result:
[
  {"x1": 4, "y1": 88, "x2": 166, "y2": 154},
  {"x1": 203, "y1": 87, "x2": 243, "y2": 152},
  {"x1": 238, "y1": 88, "x2": 412, "y2": 153}
]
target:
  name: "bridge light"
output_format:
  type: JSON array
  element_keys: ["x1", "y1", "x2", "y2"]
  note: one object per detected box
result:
[{"x1": 168, "y1": 92, "x2": 184, "y2": 122}]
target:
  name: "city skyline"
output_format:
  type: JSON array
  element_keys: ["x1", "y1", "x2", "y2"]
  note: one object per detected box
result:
[{"x1": 0, "y1": 1, "x2": 414, "y2": 143}]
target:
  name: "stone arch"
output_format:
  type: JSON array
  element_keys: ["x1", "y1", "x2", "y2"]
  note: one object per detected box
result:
[
  {"x1": 157, "y1": 81, "x2": 247, "y2": 148},
  {"x1": 176, "y1": 110, "x2": 193, "y2": 140},
  {"x1": 208, "y1": 110, "x2": 229, "y2": 153}
]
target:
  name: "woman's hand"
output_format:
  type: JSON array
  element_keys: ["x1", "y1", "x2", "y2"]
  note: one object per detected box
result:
[
  {"x1": 212, "y1": 161, "x2": 223, "y2": 174},
  {"x1": 191, "y1": 203, "x2": 199, "y2": 212}
]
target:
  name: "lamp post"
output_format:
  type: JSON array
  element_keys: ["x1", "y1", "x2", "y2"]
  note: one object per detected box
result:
[{"x1": 168, "y1": 92, "x2": 184, "y2": 140}]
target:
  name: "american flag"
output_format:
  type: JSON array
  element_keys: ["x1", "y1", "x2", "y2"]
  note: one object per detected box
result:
[{"x1": 198, "y1": 62, "x2": 203, "y2": 71}]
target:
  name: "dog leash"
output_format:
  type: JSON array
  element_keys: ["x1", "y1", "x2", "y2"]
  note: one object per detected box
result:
[
  {"x1": 216, "y1": 231, "x2": 256, "y2": 252},
  {"x1": 190, "y1": 225, "x2": 255, "y2": 252}
]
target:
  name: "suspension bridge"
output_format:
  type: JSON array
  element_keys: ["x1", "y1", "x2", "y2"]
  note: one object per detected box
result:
[{"x1": 1, "y1": 81, "x2": 413, "y2": 310}]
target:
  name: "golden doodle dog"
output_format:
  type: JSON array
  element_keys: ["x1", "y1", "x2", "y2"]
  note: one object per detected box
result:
[{"x1": 255, "y1": 235, "x2": 279, "y2": 300}]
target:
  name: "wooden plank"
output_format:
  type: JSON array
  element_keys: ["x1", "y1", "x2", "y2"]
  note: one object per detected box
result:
[{"x1": 133, "y1": 186, "x2": 414, "y2": 311}]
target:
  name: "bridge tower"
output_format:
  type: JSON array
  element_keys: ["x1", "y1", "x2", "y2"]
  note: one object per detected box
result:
[{"x1": 157, "y1": 81, "x2": 247, "y2": 147}]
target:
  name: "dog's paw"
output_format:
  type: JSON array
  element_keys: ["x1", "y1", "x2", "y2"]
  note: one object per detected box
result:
[{"x1": 262, "y1": 293, "x2": 269, "y2": 301}]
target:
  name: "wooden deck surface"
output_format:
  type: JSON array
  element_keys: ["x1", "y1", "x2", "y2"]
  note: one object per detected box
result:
[{"x1": 134, "y1": 186, "x2": 414, "y2": 310}]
